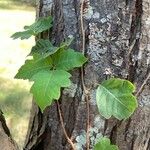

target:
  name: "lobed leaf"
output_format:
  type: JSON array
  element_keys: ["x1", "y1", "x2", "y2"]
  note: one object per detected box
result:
[
  {"x1": 30, "y1": 39, "x2": 58, "y2": 59},
  {"x1": 11, "y1": 16, "x2": 52, "y2": 40},
  {"x1": 15, "y1": 56, "x2": 53, "y2": 80},
  {"x1": 25, "y1": 16, "x2": 52, "y2": 34},
  {"x1": 94, "y1": 137, "x2": 119, "y2": 150},
  {"x1": 11, "y1": 30, "x2": 35, "y2": 40},
  {"x1": 52, "y1": 49, "x2": 88, "y2": 71},
  {"x1": 96, "y1": 78, "x2": 138, "y2": 120},
  {"x1": 30, "y1": 70, "x2": 71, "y2": 111}
]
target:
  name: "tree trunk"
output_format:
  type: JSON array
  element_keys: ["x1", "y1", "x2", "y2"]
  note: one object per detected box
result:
[
  {"x1": 0, "y1": 110, "x2": 19, "y2": 150},
  {"x1": 24, "y1": 0, "x2": 150, "y2": 150}
]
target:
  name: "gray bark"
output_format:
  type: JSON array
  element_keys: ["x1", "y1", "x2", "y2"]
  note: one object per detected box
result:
[{"x1": 24, "y1": 0, "x2": 150, "y2": 150}]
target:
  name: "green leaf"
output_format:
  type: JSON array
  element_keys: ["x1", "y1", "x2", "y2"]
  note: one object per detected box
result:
[
  {"x1": 25, "y1": 16, "x2": 53, "y2": 34},
  {"x1": 96, "y1": 78, "x2": 138, "y2": 120},
  {"x1": 11, "y1": 30, "x2": 35, "y2": 40},
  {"x1": 15, "y1": 56, "x2": 52, "y2": 80},
  {"x1": 52, "y1": 49, "x2": 88, "y2": 71},
  {"x1": 30, "y1": 70, "x2": 71, "y2": 111},
  {"x1": 94, "y1": 137, "x2": 119, "y2": 150},
  {"x1": 29, "y1": 39, "x2": 58, "y2": 59},
  {"x1": 11, "y1": 16, "x2": 52, "y2": 39},
  {"x1": 30, "y1": 38, "x2": 74, "y2": 60}
]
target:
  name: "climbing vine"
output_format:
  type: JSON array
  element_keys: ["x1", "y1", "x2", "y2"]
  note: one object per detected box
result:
[{"x1": 12, "y1": 16, "x2": 138, "y2": 150}]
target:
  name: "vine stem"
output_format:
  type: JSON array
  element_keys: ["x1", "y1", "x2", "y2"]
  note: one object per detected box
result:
[
  {"x1": 80, "y1": 0, "x2": 90, "y2": 150},
  {"x1": 56, "y1": 101, "x2": 76, "y2": 150},
  {"x1": 135, "y1": 72, "x2": 150, "y2": 97}
]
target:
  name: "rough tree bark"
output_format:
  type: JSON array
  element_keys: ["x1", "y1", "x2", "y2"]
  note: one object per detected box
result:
[{"x1": 23, "y1": 0, "x2": 150, "y2": 150}]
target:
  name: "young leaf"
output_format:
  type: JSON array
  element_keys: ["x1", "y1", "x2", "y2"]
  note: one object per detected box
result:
[
  {"x1": 11, "y1": 16, "x2": 52, "y2": 40},
  {"x1": 94, "y1": 137, "x2": 119, "y2": 150},
  {"x1": 30, "y1": 38, "x2": 74, "y2": 60},
  {"x1": 25, "y1": 16, "x2": 52, "y2": 34},
  {"x1": 96, "y1": 78, "x2": 138, "y2": 120},
  {"x1": 30, "y1": 70, "x2": 71, "y2": 111},
  {"x1": 15, "y1": 56, "x2": 53, "y2": 80},
  {"x1": 29, "y1": 39, "x2": 58, "y2": 59},
  {"x1": 52, "y1": 49, "x2": 88, "y2": 71},
  {"x1": 11, "y1": 30, "x2": 35, "y2": 40}
]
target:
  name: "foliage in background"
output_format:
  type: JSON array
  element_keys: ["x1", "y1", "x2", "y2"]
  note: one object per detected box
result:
[
  {"x1": 0, "y1": 77, "x2": 32, "y2": 148},
  {"x1": 17, "y1": 0, "x2": 36, "y2": 6},
  {"x1": 0, "y1": 78, "x2": 31, "y2": 116}
]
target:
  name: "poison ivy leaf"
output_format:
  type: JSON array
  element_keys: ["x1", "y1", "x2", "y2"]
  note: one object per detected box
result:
[
  {"x1": 11, "y1": 30, "x2": 35, "y2": 40},
  {"x1": 94, "y1": 137, "x2": 119, "y2": 150},
  {"x1": 29, "y1": 39, "x2": 58, "y2": 59},
  {"x1": 25, "y1": 16, "x2": 52, "y2": 34},
  {"x1": 96, "y1": 78, "x2": 137, "y2": 120},
  {"x1": 11, "y1": 16, "x2": 52, "y2": 39},
  {"x1": 15, "y1": 55, "x2": 52, "y2": 80},
  {"x1": 30, "y1": 38, "x2": 74, "y2": 60},
  {"x1": 30, "y1": 70, "x2": 71, "y2": 111},
  {"x1": 52, "y1": 49, "x2": 88, "y2": 71}
]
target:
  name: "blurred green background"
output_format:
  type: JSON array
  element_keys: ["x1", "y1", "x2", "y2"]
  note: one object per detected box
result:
[
  {"x1": 0, "y1": 0, "x2": 36, "y2": 10},
  {"x1": 0, "y1": 0, "x2": 35, "y2": 148}
]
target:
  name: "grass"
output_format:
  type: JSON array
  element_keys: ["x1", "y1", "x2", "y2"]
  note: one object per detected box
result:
[
  {"x1": 0, "y1": 1, "x2": 35, "y2": 148},
  {"x1": 0, "y1": 78, "x2": 32, "y2": 116},
  {"x1": 0, "y1": 0, "x2": 35, "y2": 10}
]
